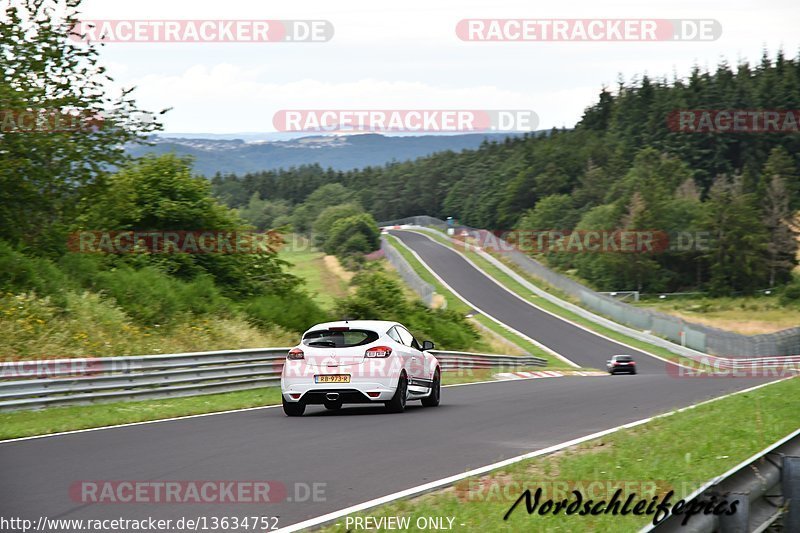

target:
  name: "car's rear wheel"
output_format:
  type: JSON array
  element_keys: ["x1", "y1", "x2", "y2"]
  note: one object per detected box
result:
[
  {"x1": 385, "y1": 374, "x2": 407, "y2": 413},
  {"x1": 421, "y1": 370, "x2": 441, "y2": 407},
  {"x1": 282, "y1": 397, "x2": 305, "y2": 417}
]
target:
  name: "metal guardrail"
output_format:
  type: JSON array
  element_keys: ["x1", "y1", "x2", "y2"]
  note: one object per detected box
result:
[
  {"x1": 644, "y1": 428, "x2": 800, "y2": 532},
  {"x1": 381, "y1": 236, "x2": 440, "y2": 308},
  {"x1": 0, "y1": 349, "x2": 546, "y2": 412}
]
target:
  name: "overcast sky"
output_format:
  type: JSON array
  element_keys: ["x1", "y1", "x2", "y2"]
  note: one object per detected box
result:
[{"x1": 71, "y1": 0, "x2": 800, "y2": 134}]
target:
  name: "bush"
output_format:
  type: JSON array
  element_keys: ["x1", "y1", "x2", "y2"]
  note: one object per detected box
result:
[
  {"x1": 336, "y1": 270, "x2": 480, "y2": 350},
  {"x1": 323, "y1": 213, "x2": 381, "y2": 258},
  {"x1": 57, "y1": 253, "x2": 107, "y2": 289},
  {"x1": 312, "y1": 203, "x2": 364, "y2": 246},
  {"x1": 779, "y1": 278, "x2": 800, "y2": 305},
  {"x1": 94, "y1": 266, "x2": 232, "y2": 325},
  {"x1": 244, "y1": 292, "x2": 330, "y2": 334},
  {"x1": 0, "y1": 240, "x2": 72, "y2": 306}
]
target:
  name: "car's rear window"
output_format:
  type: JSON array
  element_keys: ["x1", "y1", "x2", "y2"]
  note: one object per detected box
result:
[
  {"x1": 302, "y1": 329, "x2": 379, "y2": 348},
  {"x1": 615, "y1": 356, "x2": 633, "y2": 362}
]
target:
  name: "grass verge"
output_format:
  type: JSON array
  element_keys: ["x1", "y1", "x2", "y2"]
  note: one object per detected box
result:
[
  {"x1": 279, "y1": 242, "x2": 349, "y2": 310},
  {"x1": 321, "y1": 376, "x2": 799, "y2": 533},
  {"x1": 0, "y1": 387, "x2": 283, "y2": 441}
]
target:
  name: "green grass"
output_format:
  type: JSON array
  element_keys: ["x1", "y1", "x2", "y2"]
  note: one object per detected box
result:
[
  {"x1": 0, "y1": 387, "x2": 284, "y2": 441},
  {"x1": 321, "y1": 377, "x2": 799, "y2": 532},
  {"x1": 279, "y1": 243, "x2": 348, "y2": 310},
  {"x1": 385, "y1": 235, "x2": 563, "y2": 366}
]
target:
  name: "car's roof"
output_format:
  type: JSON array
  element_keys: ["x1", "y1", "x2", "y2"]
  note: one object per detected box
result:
[
  {"x1": 612, "y1": 354, "x2": 634, "y2": 358},
  {"x1": 304, "y1": 320, "x2": 402, "y2": 334}
]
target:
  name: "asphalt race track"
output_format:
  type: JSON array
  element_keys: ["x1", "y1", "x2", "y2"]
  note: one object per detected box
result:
[
  {"x1": 0, "y1": 230, "x2": 778, "y2": 531},
  {"x1": 389, "y1": 229, "x2": 668, "y2": 372}
]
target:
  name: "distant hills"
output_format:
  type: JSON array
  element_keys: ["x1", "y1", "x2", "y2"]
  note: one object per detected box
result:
[{"x1": 126, "y1": 132, "x2": 526, "y2": 176}]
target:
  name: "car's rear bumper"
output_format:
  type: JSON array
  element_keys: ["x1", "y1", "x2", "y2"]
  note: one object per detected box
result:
[{"x1": 281, "y1": 370, "x2": 398, "y2": 403}]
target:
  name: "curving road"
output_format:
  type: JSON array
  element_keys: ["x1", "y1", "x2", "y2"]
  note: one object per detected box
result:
[
  {"x1": 0, "y1": 230, "x2": 777, "y2": 532},
  {"x1": 389, "y1": 230, "x2": 666, "y2": 373}
]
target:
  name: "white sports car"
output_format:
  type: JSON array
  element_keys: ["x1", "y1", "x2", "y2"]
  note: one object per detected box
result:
[{"x1": 280, "y1": 320, "x2": 441, "y2": 416}]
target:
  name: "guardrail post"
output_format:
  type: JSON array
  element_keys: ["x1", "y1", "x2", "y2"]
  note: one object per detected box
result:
[
  {"x1": 718, "y1": 491, "x2": 749, "y2": 533},
  {"x1": 783, "y1": 456, "x2": 800, "y2": 532}
]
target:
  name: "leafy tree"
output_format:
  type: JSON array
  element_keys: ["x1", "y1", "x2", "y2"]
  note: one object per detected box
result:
[
  {"x1": 761, "y1": 147, "x2": 799, "y2": 209},
  {"x1": 292, "y1": 183, "x2": 356, "y2": 233},
  {"x1": 761, "y1": 174, "x2": 797, "y2": 286},
  {"x1": 237, "y1": 193, "x2": 292, "y2": 231},
  {"x1": 702, "y1": 176, "x2": 769, "y2": 294},
  {"x1": 312, "y1": 203, "x2": 363, "y2": 246},
  {"x1": 0, "y1": 0, "x2": 162, "y2": 251},
  {"x1": 79, "y1": 154, "x2": 298, "y2": 296},
  {"x1": 322, "y1": 213, "x2": 380, "y2": 258}
]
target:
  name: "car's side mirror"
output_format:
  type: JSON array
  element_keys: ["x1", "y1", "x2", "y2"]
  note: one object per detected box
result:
[
  {"x1": 606, "y1": 360, "x2": 611, "y2": 364},
  {"x1": 422, "y1": 340, "x2": 435, "y2": 351}
]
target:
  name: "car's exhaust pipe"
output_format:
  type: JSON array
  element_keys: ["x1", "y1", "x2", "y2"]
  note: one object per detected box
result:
[{"x1": 325, "y1": 392, "x2": 340, "y2": 401}]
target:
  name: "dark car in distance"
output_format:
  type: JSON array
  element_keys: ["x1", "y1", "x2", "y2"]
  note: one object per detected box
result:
[{"x1": 606, "y1": 355, "x2": 637, "y2": 375}]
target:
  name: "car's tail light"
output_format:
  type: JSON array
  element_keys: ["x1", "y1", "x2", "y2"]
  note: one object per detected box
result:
[
  {"x1": 630, "y1": 361, "x2": 636, "y2": 365},
  {"x1": 288, "y1": 348, "x2": 304, "y2": 360},
  {"x1": 613, "y1": 362, "x2": 620, "y2": 366},
  {"x1": 365, "y1": 346, "x2": 392, "y2": 358}
]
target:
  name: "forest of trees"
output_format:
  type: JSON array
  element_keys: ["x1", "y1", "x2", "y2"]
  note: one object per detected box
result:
[{"x1": 213, "y1": 51, "x2": 800, "y2": 294}]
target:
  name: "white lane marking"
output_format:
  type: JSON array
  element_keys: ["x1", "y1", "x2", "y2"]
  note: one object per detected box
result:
[
  {"x1": 495, "y1": 370, "x2": 607, "y2": 380},
  {"x1": 277, "y1": 377, "x2": 795, "y2": 532},
  {"x1": 403, "y1": 229, "x2": 695, "y2": 371},
  {"x1": 388, "y1": 233, "x2": 578, "y2": 367}
]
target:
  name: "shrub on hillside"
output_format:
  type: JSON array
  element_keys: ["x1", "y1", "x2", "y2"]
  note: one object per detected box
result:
[
  {"x1": 779, "y1": 277, "x2": 800, "y2": 305},
  {"x1": 94, "y1": 266, "x2": 232, "y2": 325},
  {"x1": 336, "y1": 270, "x2": 480, "y2": 350},
  {"x1": 244, "y1": 292, "x2": 330, "y2": 334},
  {"x1": 0, "y1": 240, "x2": 72, "y2": 306},
  {"x1": 322, "y1": 213, "x2": 381, "y2": 258}
]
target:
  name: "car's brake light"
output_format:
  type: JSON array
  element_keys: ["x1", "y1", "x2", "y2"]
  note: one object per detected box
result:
[
  {"x1": 365, "y1": 346, "x2": 392, "y2": 358},
  {"x1": 288, "y1": 348, "x2": 304, "y2": 360},
  {"x1": 329, "y1": 326, "x2": 350, "y2": 331}
]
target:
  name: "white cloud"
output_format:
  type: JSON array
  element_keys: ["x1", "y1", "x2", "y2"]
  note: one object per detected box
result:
[{"x1": 71, "y1": 0, "x2": 800, "y2": 132}]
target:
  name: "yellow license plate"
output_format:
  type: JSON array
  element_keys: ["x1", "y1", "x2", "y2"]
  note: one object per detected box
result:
[{"x1": 315, "y1": 375, "x2": 351, "y2": 383}]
